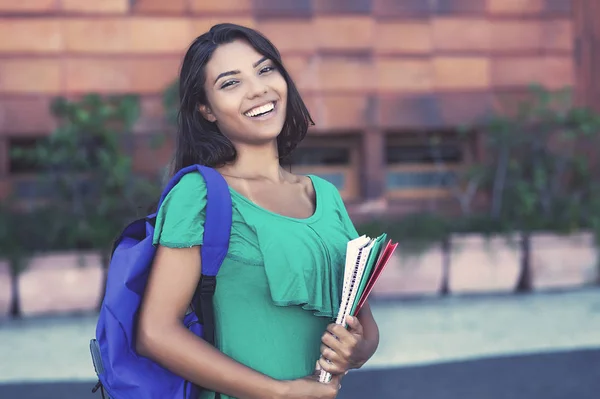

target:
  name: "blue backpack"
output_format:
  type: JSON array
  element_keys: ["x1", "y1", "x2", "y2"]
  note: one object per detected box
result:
[{"x1": 90, "y1": 165, "x2": 232, "y2": 399}]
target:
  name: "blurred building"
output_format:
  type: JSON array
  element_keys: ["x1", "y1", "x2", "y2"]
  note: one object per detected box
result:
[{"x1": 0, "y1": 0, "x2": 598, "y2": 214}]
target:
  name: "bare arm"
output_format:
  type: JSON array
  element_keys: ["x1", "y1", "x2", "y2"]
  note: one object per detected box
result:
[
  {"x1": 136, "y1": 245, "x2": 285, "y2": 399},
  {"x1": 356, "y1": 301, "x2": 380, "y2": 362}
]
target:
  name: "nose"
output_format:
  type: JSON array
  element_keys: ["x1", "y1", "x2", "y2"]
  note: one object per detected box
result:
[{"x1": 245, "y1": 77, "x2": 268, "y2": 99}]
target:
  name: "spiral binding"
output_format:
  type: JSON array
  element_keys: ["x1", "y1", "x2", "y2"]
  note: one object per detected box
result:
[{"x1": 319, "y1": 238, "x2": 374, "y2": 383}]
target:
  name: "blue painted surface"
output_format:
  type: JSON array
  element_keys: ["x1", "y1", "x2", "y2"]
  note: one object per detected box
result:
[{"x1": 386, "y1": 170, "x2": 456, "y2": 189}]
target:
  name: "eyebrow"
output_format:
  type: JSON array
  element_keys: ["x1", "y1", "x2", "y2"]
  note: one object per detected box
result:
[{"x1": 213, "y1": 56, "x2": 270, "y2": 85}]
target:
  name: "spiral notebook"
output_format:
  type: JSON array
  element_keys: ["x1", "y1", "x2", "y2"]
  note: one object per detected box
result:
[{"x1": 318, "y1": 234, "x2": 398, "y2": 383}]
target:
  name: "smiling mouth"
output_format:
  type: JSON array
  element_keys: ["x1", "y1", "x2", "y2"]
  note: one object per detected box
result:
[{"x1": 244, "y1": 101, "x2": 276, "y2": 118}]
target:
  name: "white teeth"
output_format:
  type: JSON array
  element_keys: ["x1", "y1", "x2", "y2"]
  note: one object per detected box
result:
[{"x1": 245, "y1": 102, "x2": 274, "y2": 117}]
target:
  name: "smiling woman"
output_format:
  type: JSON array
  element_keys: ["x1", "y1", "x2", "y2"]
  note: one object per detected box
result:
[
  {"x1": 173, "y1": 24, "x2": 311, "y2": 173},
  {"x1": 134, "y1": 23, "x2": 380, "y2": 399},
  {"x1": 198, "y1": 42, "x2": 289, "y2": 150}
]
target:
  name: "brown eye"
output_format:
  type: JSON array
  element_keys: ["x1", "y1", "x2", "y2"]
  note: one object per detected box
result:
[
  {"x1": 259, "y1": 66, "x2": 276, "y2": 74},
  {"x1": 220, "y1": 80, "x2": 237, "y2": 89}
]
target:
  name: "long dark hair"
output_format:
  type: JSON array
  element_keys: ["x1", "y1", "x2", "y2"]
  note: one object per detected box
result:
[{"x1": 172, "y1": 23, "x2": 313, "y2": 175}]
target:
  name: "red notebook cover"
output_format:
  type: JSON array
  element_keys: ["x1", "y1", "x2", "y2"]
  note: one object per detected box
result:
[{"x1": 352, "y1": 240, "x2": 398, "y2": 316}]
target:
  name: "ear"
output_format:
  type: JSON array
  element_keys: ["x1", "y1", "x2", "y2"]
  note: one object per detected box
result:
[{"x1": 199, "y1": 104, "x2": 217, "y2": 123}]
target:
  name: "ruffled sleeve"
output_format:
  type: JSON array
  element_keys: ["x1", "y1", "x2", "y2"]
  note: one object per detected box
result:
[
  {"x1": 250, "y1": 176, "x2": 360, "y2": 319},
  {"x1": 152, "y1": 173, "x2": 207, "y2": 248}
]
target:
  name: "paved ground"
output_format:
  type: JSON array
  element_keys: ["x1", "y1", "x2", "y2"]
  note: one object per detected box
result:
[
  {"x1": 1, "y1": 289, "x2": 599, "y2": 398},
  {"x1": 339, "y1": 348, "x2": 600, "y2": 399},
  {"x1": 2, "y1": 349, "x2": 599, "y2": 399}
]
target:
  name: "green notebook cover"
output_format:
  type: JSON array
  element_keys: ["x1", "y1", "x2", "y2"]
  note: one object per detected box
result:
[{"x1": 349, "y1": 233, "x2": 387, "y2": 315}]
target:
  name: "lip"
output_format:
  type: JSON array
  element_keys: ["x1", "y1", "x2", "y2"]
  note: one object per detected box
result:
[
  {"x1": 243, "y1": 101, "x2": 278, "y2": 121},
  {"x1": 243, "y1": 100, "x2": 276, "y2": 116}
]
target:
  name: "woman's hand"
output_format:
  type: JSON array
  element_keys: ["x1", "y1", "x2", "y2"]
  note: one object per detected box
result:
[
  {"x1": 278, "y1": 372, "x2": 342, "y2": 399},
  {"x1": 318, "y1": 315, "x2": 373, "y2": 375}
]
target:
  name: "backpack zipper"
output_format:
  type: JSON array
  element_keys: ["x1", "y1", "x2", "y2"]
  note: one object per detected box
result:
[
  {"x1": 186, "y1": 320, "x2": 199, "y2": 328},
  {"x1": 92, "y1": 380, "x2": 116, "y2": 399}
]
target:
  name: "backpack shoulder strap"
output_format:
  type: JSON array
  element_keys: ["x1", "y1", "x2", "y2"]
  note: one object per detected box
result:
[
  {"x1": 158, "y1": 166, "x2": 230, "y2": 399},
  {"x1": 195, "y1": 165, "x2": 232, "y2": 276},
  {"x1": 155, "y1": 164, "x2": 232, "y2": 272},
  {"x1": 156, "y1": 165, "x2": 231, "y2": 351}
]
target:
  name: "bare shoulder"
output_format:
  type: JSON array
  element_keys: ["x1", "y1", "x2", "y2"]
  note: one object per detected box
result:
[{"x1": 285, "y1": 171, "x2": 316, "y2": 199}]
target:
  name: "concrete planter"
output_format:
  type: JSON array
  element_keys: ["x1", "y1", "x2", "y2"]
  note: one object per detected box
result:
[
  {"x1": 530, "y1": 232, "x2": 599, "y2": 290},
  {"x1": 371, "y1": 246, "x2": 444, "y2": 298},
  {"x1": 449, "y1": 234, "x2": 521, "y2": 294},
  {"x1": 0, "y1": 251, "x2": 104, "y2": 317},
  {"x1": 2, "y1": 232, "x2": 598, "y2": 317}
]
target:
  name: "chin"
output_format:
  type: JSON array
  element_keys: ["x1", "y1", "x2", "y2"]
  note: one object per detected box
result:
[
  {"x1": 244, "y1": 121, "x2": 287, "y2": 143},
  {"x1": 250, "y1": 126, "x2": 285, "y2": 143}
]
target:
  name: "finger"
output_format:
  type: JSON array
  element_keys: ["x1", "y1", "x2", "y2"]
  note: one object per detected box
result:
[
  {"x1": 345, "y1": 315, "x2": 364, "y2": 336},
  {"x1": 321, "y1": 331, "x2": 345, "y2": 353},
  {"x1": 318, "y1": 356, "x2": 345, "y2": 376},
  {"x1": 325, "y1": 323, "x2": 343, "y2": 339},
  {"x1": 320, "y1": 372, "x2": 343, "y2": 390},
  {"x1": 326, "y1": 323, "x2": 353, "y2": 343},
  {"x1": 309, "y1": 362, "x2": 321, "y2": 379},
  {"x1": 323, "y1": 328, "x2": 358, "y2": 359},
  {"x1": 329, "y1": 373, "x2": 343, "y2": 389},
  {"x1": 320, "y1": 344, "x2": 343, "y2": 365}
]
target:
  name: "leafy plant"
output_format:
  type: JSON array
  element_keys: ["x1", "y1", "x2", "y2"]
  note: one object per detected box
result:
[
  {"x1": 484, "y1": 86, "x2": 600, "y2": 227},
  {"x1": 163, "y1": 79, "x2": 179, "y2": 127},
  {"x1": 427, "y1": 130, "x2": 485, "y2": 216},
  {"x1": 0, "y1": 200, "x2": 59, "y2": 317},
  {"x1": 357, "y1": 84, "x2": 600, "y2": 294},
  {"x1": 11, "y1": 94, "x2": 162, "y2": 309},
  {"x1": 358, "y1": 213, "x2": 451, "y2": 256},
  {"x1": 0, "y1": 201, "x2": 29, "y2": 318},
  {"x1": 477, "y1": 84, "x2": 600, "y2": 290}
]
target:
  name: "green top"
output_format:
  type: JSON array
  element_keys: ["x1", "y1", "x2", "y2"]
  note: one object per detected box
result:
[{"x1": 152, "y1": 172, "x2": 359, "y2": 399}]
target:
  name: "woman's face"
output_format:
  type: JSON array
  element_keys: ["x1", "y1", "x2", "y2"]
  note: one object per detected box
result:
[{"x1": 200, "y1": 39, "x2": 288, "y2": 146}]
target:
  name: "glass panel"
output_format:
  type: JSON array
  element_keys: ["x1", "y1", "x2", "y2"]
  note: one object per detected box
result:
[
  {"x1": 386, "y1": 170, "x2": 456, "y2": 189},
  {"x1": 13, "y1": 176, "x2": 93, "y2": 199},
  {"x1": 291, "y1": 147, "x2": 350, "y2": 166},
  {"x1": 8, "y1": 137, "x2": 43, "y2": 174},
  {"x1": 386, "y1": 144, "x2": 462, "y2": 164}
]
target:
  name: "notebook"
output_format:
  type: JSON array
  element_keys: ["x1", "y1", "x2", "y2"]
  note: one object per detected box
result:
[{"x1": 318, "y1": 234, "x2": 398, "y2": 383}]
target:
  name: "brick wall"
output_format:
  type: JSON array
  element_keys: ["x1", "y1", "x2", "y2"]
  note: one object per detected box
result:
[{"x1": 0, "y1": 0, "x2": 576, "y2": 199}]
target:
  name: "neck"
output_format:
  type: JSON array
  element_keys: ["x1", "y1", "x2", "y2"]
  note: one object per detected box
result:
[{"x1": 220, "y1": 140, "x2": 283, "y2": 181}]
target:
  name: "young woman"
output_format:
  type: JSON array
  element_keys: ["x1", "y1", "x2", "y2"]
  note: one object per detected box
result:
[{"x1": 136, "y1": 23, "x2": 380, "y2": 399}]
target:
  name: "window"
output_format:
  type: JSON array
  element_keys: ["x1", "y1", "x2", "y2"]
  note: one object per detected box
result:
[
  {"x1": 291, "y1": 147, "x2": 350, "y2": 166},
  {"x1": 8, "y1": 137, "x2": 44, "y2": 175},
  {"x1": 385, "y1": 131, "x2": 468, "y2": 199},
  {"x1": 290, "y1": 135, "x2": 360, "y2": 200},
  {"x1": 386, "y1": 143, "x2": 462, "y2": 164},
  {"x1": 7, "y1": 135, "x2": 104, "y2": 201}
]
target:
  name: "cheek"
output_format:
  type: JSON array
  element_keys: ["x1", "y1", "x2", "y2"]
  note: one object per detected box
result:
[
  {"x1": 273, "y1": 74, "x2": 288, "y2": 100},
  {"x1": 211, "y1": 93, "x2": 243, "y2": 122}
]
